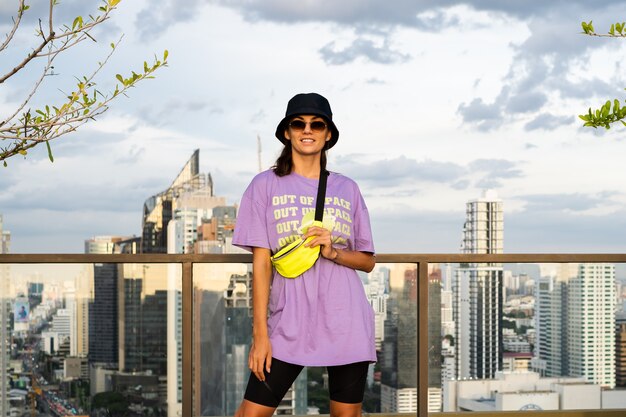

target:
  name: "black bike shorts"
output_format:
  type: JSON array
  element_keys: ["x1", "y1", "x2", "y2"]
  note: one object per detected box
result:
[{"x1": 244, "y1": 357, "x2": 370, "y2": 408}]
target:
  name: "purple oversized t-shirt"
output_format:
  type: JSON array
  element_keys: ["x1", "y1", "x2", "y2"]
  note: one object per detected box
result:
[{"x1": 232, "y1": 170, "x2": 376, "y2": 366}]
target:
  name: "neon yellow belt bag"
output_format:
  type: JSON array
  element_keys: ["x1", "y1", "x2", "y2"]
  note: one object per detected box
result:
[
  {"x1": 270, "y1": 169, "x2": 328, "y2": 279},
  {"x1": 270, "y1": 220, "x2": 323, "y2": 278}
]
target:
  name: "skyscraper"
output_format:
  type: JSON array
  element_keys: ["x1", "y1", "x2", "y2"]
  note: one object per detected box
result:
[
  {"x1": 87, "y1": 237, "x2": 127, "y2": 367},
  {"x1": 381, "y1": 268, "x2": 418, "y2": 413},
  {"x1": 453, "y1": 190, "x2": 504, "y2": 379},
  {"x1": 568, "y1": 264, "x2": 616, "y2": 388},
  {"x1": 617, "y1": 314, "x2": 626, "y2": 387},
  {"x1": 158, "y1": 152, "x2": 227, "y2": 417},
  {"x1": 534, "y1": 267, "x2": 570, "y2": 378},
  {"x1": 534, "y1": 264, "x2": 616, "y2": 388},
  {"x1": 0, "y1": 215, "x2": 10, "y2": 417},
  {"x1": 142, "y1": 149, "x2": 224, "y2": 253}
]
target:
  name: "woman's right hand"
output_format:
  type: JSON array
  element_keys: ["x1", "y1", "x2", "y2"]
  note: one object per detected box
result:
[{"x1": 249, "y1": 334, "x2": 272, "y2": 381}]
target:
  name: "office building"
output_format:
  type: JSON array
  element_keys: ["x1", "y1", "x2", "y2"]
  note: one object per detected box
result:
[
  {"x1": 364, "y1": 269, "x2": 389, "y2": 351},
  {"x1": 141, "y1": 149, "x2": 224, "y2": 253},
  {"x1": 0, "y1": 215, "x2": 10, "y2": 417},
  {"x1": 617, "y1": 314, "x2": 626, "y2": 387},
  {"x1": 198, "y1": 272, "x2": 306, "y2": 415},
  {"x1": 85, "y1": 236, "x2": 127, "y2": 254},
  {"x1": 453, "y1": 190, "x2": 504, "y2": 379},
  {"x1": 381, "y1": 268, "x2": 418, "y2": 413},
  {"x1": 87, "y1": 237, "x2": 126, "y2": 368},
  {"x1": 160, "y1": 152, "x2": 228, "y2": 416},
  {"x1": 442, "y1": 371, "x2": 622, "y2": 411}
]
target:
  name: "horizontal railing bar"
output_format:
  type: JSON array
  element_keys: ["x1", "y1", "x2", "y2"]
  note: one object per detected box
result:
[
  {"x1": 2, "y1": 253, "x2": 626, "y2": 263},
  {"x1": 432, "y1": 411, "x2": 626, "y2": 417}
]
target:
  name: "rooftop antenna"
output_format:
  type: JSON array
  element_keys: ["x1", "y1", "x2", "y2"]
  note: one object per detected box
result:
[{"x1": 257, "y1": 134, "x2": 262, "y2": 173}]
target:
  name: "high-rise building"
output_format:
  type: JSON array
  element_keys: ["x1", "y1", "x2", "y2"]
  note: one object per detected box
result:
[
  {"x1": 85, "y1": 235, "x2": 126, "y2": 254},
  {"x1": 198, "y1": 272, "x2": 307, "y2": 416},
  {"x1": 381, "y1": 268, "x2": 418, "y2": 413},
  {"x1": 364, "y1": 269, "x2": 389, "y2": 351},
  {"x1": 534, "y1": 264, "x2": 616, "y2": 388},
  {"x1": 453, "y1": 190, "x2": 504, "y2": 380},
  {"x1": 0, "y1": 215, "x2": 11, "y2": 417},
  {"x1": 87, "y1": 237, "x2": 126, "y2": 368},
  {"x1": 569, "y1": 264, "x2": 616, "y2": 388},
  {"x1": 428, "y1": 266, "x2": 443, "y2": 411},
  {"x1": 617, "y1": 314, "x2": 626, "y2": 387},
  {"x1": 142, "y1": 149, "x2": 224, "y2": 253},
  {"x1": 534, "y1": 266, "x2": 572, "y2": 378},
  {"x1": 158, "y1": 152, "x2": 227, "y2": 417}
]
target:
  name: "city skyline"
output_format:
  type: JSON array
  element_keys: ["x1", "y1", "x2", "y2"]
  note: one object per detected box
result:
[
  {"x1": 2, "y1": 181, "x2": 626, "y2": 414},
  {"x1": 2, "y1": 1, "x2": 626, "y2": 254}
]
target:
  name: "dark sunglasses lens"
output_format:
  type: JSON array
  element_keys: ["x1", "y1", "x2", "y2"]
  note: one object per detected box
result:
[
  {"x1": 310, "y1": 121, "x2": 327, "y2": 131},
  {"x1": 289, "y1": 120, "x2": 306, "y2": 130}
]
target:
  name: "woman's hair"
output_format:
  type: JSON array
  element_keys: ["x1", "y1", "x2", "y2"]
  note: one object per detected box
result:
[{"x1": 272, "y1": 142, "x2": 328, "y2": 176}]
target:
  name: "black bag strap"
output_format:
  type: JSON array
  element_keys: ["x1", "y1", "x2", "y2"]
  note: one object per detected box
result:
[{"x1": 314, "y1": 169, "x2": 328, "y2": 222}]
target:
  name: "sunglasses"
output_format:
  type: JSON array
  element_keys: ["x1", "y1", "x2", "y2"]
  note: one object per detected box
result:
[{"x1": 288, "y1": 120, "x2": 328, "y2": 132}]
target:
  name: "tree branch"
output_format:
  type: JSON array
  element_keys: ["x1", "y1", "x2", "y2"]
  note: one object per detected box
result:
[
  {"x1": 0, "y1": 31, "x2": 55, "y2": 84},
  {"x1": 0, "y1": 0, "x2": 26, "y2": 53}
]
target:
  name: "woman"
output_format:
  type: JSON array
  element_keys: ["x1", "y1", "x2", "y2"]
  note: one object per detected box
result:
[{"x1": 232, "y1": 93, "x2": 376, "y2": 417}]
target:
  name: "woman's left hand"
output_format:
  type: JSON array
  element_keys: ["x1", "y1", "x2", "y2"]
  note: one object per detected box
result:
[{"x1": 303, "y1": 225, "x2": 335, "y2": 259}]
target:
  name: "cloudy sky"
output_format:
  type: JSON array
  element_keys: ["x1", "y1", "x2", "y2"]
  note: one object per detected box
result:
[{"x1": 1, "y1": 0, "x2": 626, "y2": 254}]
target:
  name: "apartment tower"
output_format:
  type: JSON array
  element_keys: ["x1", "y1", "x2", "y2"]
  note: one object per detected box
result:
[
  {"x1": 453, "y1": 190, "x2": 504, "y2": 379},
  {"x1": 534, "y1": 264, "x2": 616, "y2": 388}
]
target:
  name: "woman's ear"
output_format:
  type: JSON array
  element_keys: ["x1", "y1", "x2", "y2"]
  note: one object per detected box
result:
[{"x1": 284, "y1": 129, "x2": 291, "y2": 141}]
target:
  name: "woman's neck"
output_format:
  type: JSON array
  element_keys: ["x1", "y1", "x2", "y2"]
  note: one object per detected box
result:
[{"x1": 292, "y1": 154, "x2": 321, "y2": 178}]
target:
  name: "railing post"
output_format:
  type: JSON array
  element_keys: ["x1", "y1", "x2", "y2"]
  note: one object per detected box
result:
[
  {"x1": 418, "y1": 261, "x2": 429, "y2": 417},
  {"x1": 182, "y1": 262, "x2": 193, "y2": 417}
]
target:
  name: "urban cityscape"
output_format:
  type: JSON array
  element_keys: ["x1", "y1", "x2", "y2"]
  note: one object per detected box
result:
[{"x1": 1, "y1": 150, "x2": 626, "y2": 416}]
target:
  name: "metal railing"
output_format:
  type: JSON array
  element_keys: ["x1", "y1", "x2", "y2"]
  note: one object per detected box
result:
[{"x1": 2, "y1": 253, "x2": 626, "y2": 417}]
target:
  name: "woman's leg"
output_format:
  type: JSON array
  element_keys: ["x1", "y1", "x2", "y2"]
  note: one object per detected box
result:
[
  {"x1": 329, "y1": 400, "x2": 363, "y2": 417},
  {"x1": 234, "y1": 357, "x2": 303, "y2": 417},
  {"x1": 326, "y1": 361, "x2": 370, "y2": 417},
  {"x1": 234, "y1": 399, "x2": 276, "y2": 417}
]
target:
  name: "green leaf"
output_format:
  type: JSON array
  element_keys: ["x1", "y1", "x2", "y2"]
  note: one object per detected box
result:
[
  {"x1": 72, "y1": 17, "x2": 80, "y2": 30},
  {"x1": 610, "y1": 24, "x2": 615, "y2": 35},
  {"x1": 18, "y1": 150, "x2": 27, "y2": 156},
  {"x1": 164, "y1": 49, "x2": 169, "y2": 61},
  {"x1": 46, "y1": 141, "x2": 54, "y2": 163},
  {"x1": 116, "y1": 74, "x2": 124, "y2": 83},
  {"x1": 3, "y1": 160, "x2": 7, "y2": 168},
  {"x1": 109, "y1": 0, "x2": 122, "y2": 7}
]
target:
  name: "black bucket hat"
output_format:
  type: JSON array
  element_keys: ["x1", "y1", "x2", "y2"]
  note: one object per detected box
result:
[{"x1": 275, "y1": 93, "x2": 339, "y2": 149}]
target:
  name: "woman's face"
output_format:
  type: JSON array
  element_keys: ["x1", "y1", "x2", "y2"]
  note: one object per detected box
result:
[{"x1": 284, "y1": 115, "x2": 331, "y2": 157}]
